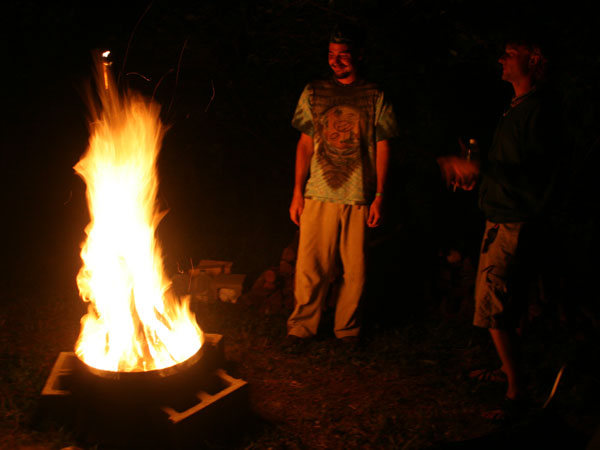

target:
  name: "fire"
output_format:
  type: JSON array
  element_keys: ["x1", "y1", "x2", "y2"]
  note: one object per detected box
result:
[{"x1": 74, "y1": 51, "x2": 203, "y2": 372}]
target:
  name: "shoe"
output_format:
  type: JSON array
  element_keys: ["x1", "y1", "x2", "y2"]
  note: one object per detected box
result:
[
  {"x1": 339, "y1": 336, "x2": 360, "y2": 345},
  {"x1": 282, "y1": 334, "x2": 308, "y2": 353},
  {"x1": 469, "y1": 367, "x2": 507, "y2": 383},
  {"x1": 338, "y1": 336, "x2": 361, "y2": 350},
  {"x1": 481, "y1": 396, "x2": 531, "y2": 424},
  {"x1": 284, "y1": 334, "x2": 303, "y2": 343}
]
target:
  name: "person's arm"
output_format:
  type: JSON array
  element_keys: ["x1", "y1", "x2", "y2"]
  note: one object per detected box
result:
[
  {"x1": 289, "y1": 132, "x2": 314, "y2": 225},
  {"x1": 367, "y1": 139, "x2": 390, "y2": 228},
  {"x1": 437, "y1": 155, "x2": 480, "y2": 190}
]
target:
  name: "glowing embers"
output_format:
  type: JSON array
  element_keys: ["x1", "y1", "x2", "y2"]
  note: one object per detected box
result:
[{"x1": 74, "y1": 51, "x2": 203, "y2": 372}]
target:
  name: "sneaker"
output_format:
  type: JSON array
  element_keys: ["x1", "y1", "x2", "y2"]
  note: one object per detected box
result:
[
  {"x1": 282, "y1": 334, "x2": 308, "y2": 353},
  {"x1": 481, "y1": 396, "x2": 531, "y2": 424},
  {"x1": 339, "y1": 336, "x2": 360, "y2": 345},
  {"x1": 469, "y1": 367, "x2": 507, "y2": 383}
]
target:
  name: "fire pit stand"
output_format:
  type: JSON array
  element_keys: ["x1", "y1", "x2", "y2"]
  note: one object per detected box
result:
[{"x1": 39, "y1": 334, "x2": 249, "y2": 447}]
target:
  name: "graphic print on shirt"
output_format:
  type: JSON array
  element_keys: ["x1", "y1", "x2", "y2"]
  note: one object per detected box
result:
[{"x1": 317, "y1": 104, "x2": 362, "y2": 189}]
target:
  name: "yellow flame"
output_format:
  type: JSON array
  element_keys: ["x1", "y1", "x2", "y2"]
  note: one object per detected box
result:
[{"x1": 74, "y1": 52, "x2": 203, "y2": 372}]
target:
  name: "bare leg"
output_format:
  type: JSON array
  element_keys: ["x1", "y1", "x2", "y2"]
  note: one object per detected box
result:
[{"x1": 489, "y1": 328, "x2": 525, "y2": 400}]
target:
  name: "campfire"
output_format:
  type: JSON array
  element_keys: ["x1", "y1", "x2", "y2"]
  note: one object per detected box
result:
[
  {"x1": 74, "y1": 51, "x2": 203, "y2": 373},
  {"x1": 39, "y1": 51, "x2": 248, "y2": 447}
]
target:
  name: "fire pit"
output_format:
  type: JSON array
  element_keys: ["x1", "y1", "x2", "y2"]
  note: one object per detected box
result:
[{"x1": 40, "y1": 334, "x2": 248, "y2": 447}]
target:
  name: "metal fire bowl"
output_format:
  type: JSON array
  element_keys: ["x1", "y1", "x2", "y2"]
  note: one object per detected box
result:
[
  {"x1": 75, "y1": 345, "x2": 204, "y2": 380},
  {"x1": 71, "y1": 346, "x2": 212, "y2": 407}
]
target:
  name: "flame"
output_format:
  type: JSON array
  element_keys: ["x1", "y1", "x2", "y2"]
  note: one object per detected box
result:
[{"x1": 74, "y1": 52, "x2": 203, "y2": 372}]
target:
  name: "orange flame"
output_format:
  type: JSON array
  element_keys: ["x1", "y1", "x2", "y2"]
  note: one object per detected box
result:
[{"x1": 74, "y1": 52, "x2": 203, "y2": 372}]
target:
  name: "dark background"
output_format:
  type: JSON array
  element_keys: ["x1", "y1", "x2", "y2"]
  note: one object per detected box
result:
[{"x1": 1, "y1": 0, "x2": 599, "y2": 301}]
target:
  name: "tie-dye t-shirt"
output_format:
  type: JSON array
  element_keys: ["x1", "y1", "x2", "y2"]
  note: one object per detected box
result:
[{"x1": 291, "y1": 78, "x2": 398, "y2": 205}]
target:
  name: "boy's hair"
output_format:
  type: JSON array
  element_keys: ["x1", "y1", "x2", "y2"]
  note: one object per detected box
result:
[
  {"x1": 506, "y1": 33, "x2": 550, "y2": 83},
  {"x1": 329, "y1": 22, "x2": 365, "y2": 55}
]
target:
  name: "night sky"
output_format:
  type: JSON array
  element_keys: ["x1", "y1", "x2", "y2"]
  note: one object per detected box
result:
[{"x1": 2, "y1": 1, "x2": 599, "y2": 296}]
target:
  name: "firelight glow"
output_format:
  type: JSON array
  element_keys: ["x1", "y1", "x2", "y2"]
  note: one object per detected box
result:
[{"x1": 74, "y1": 52, "x2": 203, "y2": 372}]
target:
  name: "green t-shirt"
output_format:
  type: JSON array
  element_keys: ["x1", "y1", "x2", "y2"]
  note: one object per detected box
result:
[
  {"x1": 291, "y1": 78, "x2": 398, "y2": 204},
  {"x1": 479, "y1": 87, "x2": 560, "y2": 223}
]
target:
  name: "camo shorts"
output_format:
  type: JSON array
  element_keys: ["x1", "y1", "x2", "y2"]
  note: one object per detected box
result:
[{"x1": 473, "y1": 221, "x2": 526, "y2": 329}]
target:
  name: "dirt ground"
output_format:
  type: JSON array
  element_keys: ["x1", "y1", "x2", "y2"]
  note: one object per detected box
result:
[{"x1": 1, "y1": 260, "x2": 598, "y2": 449}]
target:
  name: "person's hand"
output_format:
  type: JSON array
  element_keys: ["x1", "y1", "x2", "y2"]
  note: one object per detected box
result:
[
  {"x1": 367, "y1": 196, "x2": 383, "y2": 228},
  {"x1": 459, "y1": 176, "x2": 477, "y2": 191},
  {"x1": 289, "y1": 191, "x2": 304, "y2": 226},
  {"x1": 437, "y1": 156, "x2": 480, "y2": 191}
]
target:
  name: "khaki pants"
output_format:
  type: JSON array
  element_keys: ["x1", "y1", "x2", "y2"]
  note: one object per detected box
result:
[{"x1": 287, "y1": 199, "x2": 367, "y2": 338}]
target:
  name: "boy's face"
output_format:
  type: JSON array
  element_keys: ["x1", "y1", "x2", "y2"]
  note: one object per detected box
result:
[{"x1": 328, "y1": 42, "x2": 357, "y2": 82}]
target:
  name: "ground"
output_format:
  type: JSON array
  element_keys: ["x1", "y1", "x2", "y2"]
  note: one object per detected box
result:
[{"x1": 0, "y1": 261, "x2": 598, "y2": 449}]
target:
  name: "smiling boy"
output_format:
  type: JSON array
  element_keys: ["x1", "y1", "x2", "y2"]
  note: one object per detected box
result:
[{"x1": 286, "y1": 23, "x2": 398, "y2": 345}]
